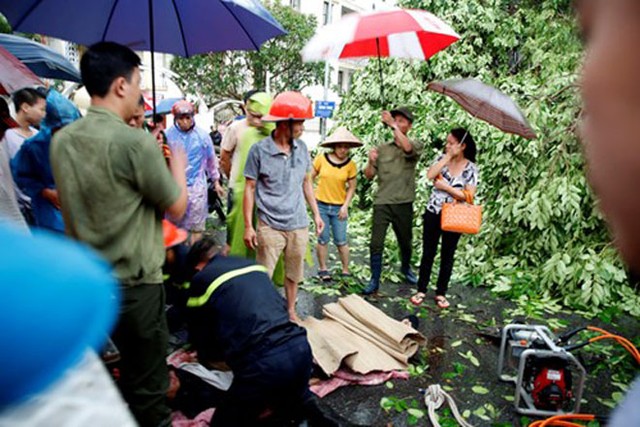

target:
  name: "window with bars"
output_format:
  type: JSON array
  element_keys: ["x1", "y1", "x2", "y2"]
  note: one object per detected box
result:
[
  {"x1": 322, "y1": 1, "x2": 330, "y2": 25},
  {"x1": 65, "y1": 43, "x2": 79, "y2": 66}
]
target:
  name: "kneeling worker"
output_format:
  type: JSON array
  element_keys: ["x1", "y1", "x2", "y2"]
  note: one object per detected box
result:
[{"x1": 183, "y1": 238, "x2": 330, "y2": 426}]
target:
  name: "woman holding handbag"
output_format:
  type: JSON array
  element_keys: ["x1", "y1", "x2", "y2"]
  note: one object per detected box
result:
[{"x1": 410, "y1": 128, "x2": 478, "y2": 309}]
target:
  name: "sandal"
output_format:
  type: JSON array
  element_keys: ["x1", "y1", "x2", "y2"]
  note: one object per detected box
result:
[
  {"x1": 410, "y1": 292, "x2": 426, "y2": 306},
  {"x1": 434, "y1": 295, "x2": 450, "y2": 309},
  {"x1": 318, "y1": 270, "x2": 332, "y2": 282}
]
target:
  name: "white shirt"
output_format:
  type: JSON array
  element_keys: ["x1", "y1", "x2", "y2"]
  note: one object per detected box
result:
[
  {"x1": 3, "y1": 127, "x2": 36, "y2": 206},
  {"x1": 4, "y1": 127, "x2": 37, "y2": 159},
  {"x1": 220, "y1": 119, "x2": 249, "y2": 189},
  {"x1": 0, "y1": 137, "x2": 28, "y2": 232}
]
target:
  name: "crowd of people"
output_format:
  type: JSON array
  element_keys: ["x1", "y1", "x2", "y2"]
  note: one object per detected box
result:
[
  {"x1": 1, "y1": 1, "x2": 639, "y2": 423},
  {"x1": 0, "y1": 38, "x2": 480, "y2": 426}
]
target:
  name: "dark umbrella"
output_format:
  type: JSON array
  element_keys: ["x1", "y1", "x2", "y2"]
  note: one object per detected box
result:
[
  {"x1": 0, "y1": 45, "x2": 42, "y2": 95},
  {"x1": 0, "y1": 34, "x2": 81, "y2": 82},
  {"x1": 144, "y1": 97, "x2": 182, "y2": 118},
  {"x1": 427, "y1": 78, "x2": 537, "y2": 140},
  {"x1": 1, "y1": 0, "x2": 286, "y2": 115}
]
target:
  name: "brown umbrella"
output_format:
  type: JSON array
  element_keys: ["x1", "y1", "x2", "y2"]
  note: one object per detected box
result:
[
  {"x1": 0, "y1": 46, "x2": 42, "y2": 96},
  {"x1": 427, "y1": 78, "x2": 537, "y2": 140}
]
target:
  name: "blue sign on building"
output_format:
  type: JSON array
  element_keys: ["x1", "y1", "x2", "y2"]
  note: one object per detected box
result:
[{"x1": 315, "y1": 100, "x2": 336, "y2": 119}]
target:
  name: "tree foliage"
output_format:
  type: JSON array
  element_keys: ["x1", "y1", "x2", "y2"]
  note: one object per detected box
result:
[
  {"x1": 0, "y1": 13, "x2": 11, "y2": 33},
  {"x1": 171, "y1": 1, "x2": 324, "y2": 104},
  {"x1": 337, "y1": 0, "x2": 640, "y2": 316}
]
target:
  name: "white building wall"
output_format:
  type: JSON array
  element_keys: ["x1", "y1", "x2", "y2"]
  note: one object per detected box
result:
[{"x1": 40, "y1": 38, "x2": 183, "y2": 105}]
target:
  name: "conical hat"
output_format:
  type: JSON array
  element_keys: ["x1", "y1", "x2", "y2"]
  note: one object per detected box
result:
[{"x1": 319, "y1": 127, "x2": 363, "y2": 148}]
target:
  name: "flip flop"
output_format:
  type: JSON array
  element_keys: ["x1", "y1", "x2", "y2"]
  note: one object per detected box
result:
[
  {"x1": 318, "y1": 270, "x2": 332, "y2": 282},
  {"x1": 434, "y1": 295, "x2": 450, "y2": 309},
  {"x1": 410, "y1": 292, "x2": 426, "y2": 306}
]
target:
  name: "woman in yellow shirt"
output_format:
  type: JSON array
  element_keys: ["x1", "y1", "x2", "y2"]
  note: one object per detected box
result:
[{"x1": 311, "y1": 127, "x2": 362, "y2": 281}]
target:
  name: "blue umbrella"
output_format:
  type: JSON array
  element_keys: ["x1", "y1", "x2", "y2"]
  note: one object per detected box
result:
[
  {"x1": 144, "y1": 97, "x2": 182, "y2": 117},
  {"x1": 0, "y1": 0, "x2": 287, "y2": 114},
  {"x1": 0, "y1": 34, "x2": 81, "y2": 82}
]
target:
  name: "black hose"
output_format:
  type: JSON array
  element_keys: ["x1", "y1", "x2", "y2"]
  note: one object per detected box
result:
[{"x1": 557, "y1": 326, "x2": 587, "y2": 344}]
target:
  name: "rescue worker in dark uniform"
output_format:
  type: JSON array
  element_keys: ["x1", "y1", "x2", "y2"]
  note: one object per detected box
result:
[{"x1": 183, "y1": 237, "x2": 328, "y2": 427}]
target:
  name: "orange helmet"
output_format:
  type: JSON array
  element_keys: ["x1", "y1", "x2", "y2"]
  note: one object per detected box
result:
[
  {"x1": 262, "y1": 91, "x2": 313, "y2": 122},
  {"x1": 162, "y1": 220, "x2": 188, "y2": 248},
  {"x1": 171, "y1": 100, "x2": 194, "y2": 116}
]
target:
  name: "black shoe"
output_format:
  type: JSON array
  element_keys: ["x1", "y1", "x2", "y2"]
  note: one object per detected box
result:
[
  {"x1": 362, "y1": 279, "x2": 379, "y2": 295},
  {"x1": 402, "y1": 268, "x2": 418, "y2": 285}
]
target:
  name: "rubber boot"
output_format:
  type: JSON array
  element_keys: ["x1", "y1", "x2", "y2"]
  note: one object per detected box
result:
[
  {"x1": 401, "y1": 266, "x2": 418, "y2": 285},
  {"x1": 362, "y1": 253, "x2": 382, "y2": 295}
]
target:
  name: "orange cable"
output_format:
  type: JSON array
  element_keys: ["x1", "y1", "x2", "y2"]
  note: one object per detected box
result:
[
  {"x1": 588, "y1": 335, "x2": 640, "y2": 362},
  {"x1": 587, "y1": 326, "x2": 611, "y2": 335},
  {"x1": 589, "y1": 335, "x2": 640, "y2": 363},
  {"x1": 586, "y1": 326, "x2": 640, "y2": 363},
  {"x1": 529, "y1": 421, "x2": 587, "y2": 427},
  {"x1": 528, "y1": 413, "x2": 596, "y2": 427}
]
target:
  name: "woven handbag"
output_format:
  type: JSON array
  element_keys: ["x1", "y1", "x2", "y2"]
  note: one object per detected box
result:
[{"x1": 441, "y1": 191, "x2": 482, "y2": 234}]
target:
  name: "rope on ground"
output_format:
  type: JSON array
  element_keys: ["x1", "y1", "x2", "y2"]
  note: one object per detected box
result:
[{"x1": 423, "y1": 384, "x2": 475, "y2": 427}]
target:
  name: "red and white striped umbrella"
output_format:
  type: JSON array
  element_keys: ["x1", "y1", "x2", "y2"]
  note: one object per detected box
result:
[
  {"x1": 302, "y1": 8, "x2": 460, "y2": 62},
  {"x1": 0, "y1": 46, "x2": 42, "y2": 96}
]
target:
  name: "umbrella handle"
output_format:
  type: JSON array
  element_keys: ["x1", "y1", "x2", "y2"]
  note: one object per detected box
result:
[
  {"x1": 376, "y1": 38, "x2": 385, "y2": 108},
  {"x1": 148, "y1": 0, "x2": 157, "y2": 118}
]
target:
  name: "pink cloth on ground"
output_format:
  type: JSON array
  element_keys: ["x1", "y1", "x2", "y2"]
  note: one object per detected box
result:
[
  {"x1": 167, "y1": 348, "x2": 198, "y2": 368},
  {"x1": 310, "y1": 368, "x2": 410, "y2": 398},
  {"x1": 172, "y1": 408, "x2": 215, "y2": 427}
]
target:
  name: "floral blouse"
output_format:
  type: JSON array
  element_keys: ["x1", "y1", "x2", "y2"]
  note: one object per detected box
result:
[{"x1": 426, "y1": 154, "x2": 479, "y2": 214}]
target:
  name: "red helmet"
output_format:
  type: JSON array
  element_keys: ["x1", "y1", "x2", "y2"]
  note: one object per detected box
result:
[
  {"x1": 162, "y1": 220, "x2": 188, "y2": 248},
  {"x1": 262, "y1": 91, "x2": 313, "y2": 122},
  {"x1": 171, "y1": 100, "x2": 194, "y2": 116}
]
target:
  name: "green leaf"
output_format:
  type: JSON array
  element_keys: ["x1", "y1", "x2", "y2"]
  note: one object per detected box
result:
[
  {"x1": 380, "y1": 397, "x2": 393, "y2": 412},
  {"x1": 385, "y1": 381, "x2": 394, "y2": 389},
  {"x1": 612, "y1": 392, "x2": 624, "y2": 403},
  {"x1": 459, "y1": 351, "x2": 480, "y2": 367},
  {"x1": 407, "y1": 408, "x2": 425, "y2": 419},
  {"x1": 451, "y1": 340, "x2": 463, "y2": 348},
  {"x1": 472, "y1": 385, "x2": 490, "y2": 395},
  {"x1": 473, "y1": 406, "x2": 490, "y2": 421}
]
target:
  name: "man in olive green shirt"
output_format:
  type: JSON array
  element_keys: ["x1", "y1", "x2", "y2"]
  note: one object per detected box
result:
[
  {"x1": 51, "y1": 42, "x2": 187, "y2": 427},
  {"x1": 363, "y1": 107, "x2": 422, "y2": 295}
]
